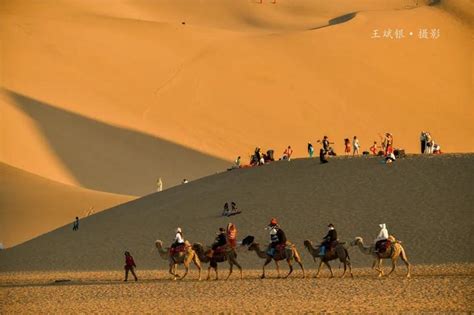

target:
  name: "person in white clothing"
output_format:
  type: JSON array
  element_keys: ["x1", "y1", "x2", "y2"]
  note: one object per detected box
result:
[
  {"x1": 156, "y1": 177, "x2": 163, "y2": 192},
  {"x1": 374, "y1": 223, "x2": 389, "y2": 253},
  {"x1": 171, "y1": 227, "x2": 185, "y2": 249},
  {"x1": 352, "y1": 136, "x2": 360, "y2": 156}
]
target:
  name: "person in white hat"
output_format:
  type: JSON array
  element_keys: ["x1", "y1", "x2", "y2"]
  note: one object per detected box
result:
[
  {"x1": 374, "y1": 223, "x2": 389, "y2": 253},
  {"x1": 171, "y1": 227, "x2": 185, "y2": 250}
]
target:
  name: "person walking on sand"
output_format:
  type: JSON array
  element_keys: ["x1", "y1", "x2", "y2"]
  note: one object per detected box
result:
[
  {"x1": 156, "y1": 177, "x2": 163, "y2": 192},
  {"x1": 308, "y1": 142, "x2": 314, "y2": 158},
  {"x1": 353, "y1": 136, "x2": 360, "y2": 156},
  {"x1": 124, "y1": 251, "x2": 138, "y2": 281},
  {"x1": 344, "y1": 138, "x2": 351, "y2": 155},
  {"x1": 72, "y1": 217, "x2": 79, "y2": 231}
]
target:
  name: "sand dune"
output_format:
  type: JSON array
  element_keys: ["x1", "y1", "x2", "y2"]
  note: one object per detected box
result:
[
  {"x1": 1, "y1": 0, "x2": 472, "y2": 195},
  {"x1": 0, "y1": 162, "x2": 134, "y2": 248},
  {"x1": 1, "y1": 154, "x2": 472, "y2": 271}
]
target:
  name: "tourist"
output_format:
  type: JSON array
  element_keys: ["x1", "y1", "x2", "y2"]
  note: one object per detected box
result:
[
  {"x1": 124, "y1": 251, "x2": 138, "y2": 281},
  {"x1": 222, "y1": 202, "x2": 230, "y2": 216},
  {"x1": 234, "y1": 156, "x2": 241, "y2": 168},
  {"x1": 156, "y1": 177, "x2": 163, "y2": 192},
  {"x1": 227, "y1": 223, "x2": 238, "y2": 248},
  {"x1": 266, "y1": 218, "x2": 287, "y2": 257},
  {"x1": 385, "y1": 152, "x2": 396, "y2": 164},
  {"x1": 370, "y1": 141, "x2": 378, "y2": 155},
  {"x1": 425, "y1": 132, "x2": 433, "y2": 154},
  {"x1": 385, "y1": 133, "x2": 394, "y2": 155},
  {"x1": 72, "y1": 217, "x2": 79, "y2": 231},
  {"x1": 420, "y1": 131, "x2": 426, "y2": 154},
  {"x1": 308, "y1": 142, "x2": 314, "y2": 158},
  {"x1": 374, "y1": 223, "x2": 389, "y2": 253},
  {"x1": 320, "y1": 223, "x2": 337, "y2": 256},
  {"x1": 283, "y1": 146, "x2": 293, "y2": 161},
  {"x1": 319, "y1": 148, "x2": 328, "y2": 164},
  {"x1": 171, "y1": 227, "x2": 185, "y2": 249},
  {"x1": 182, "y1": 179, "x2": 188, "y2": 184},
  {"x1": 344, "y1": 138, "x2": 351, "y2": 155},
  {"x1": 353, "y1": 136, "x2": 360, "y2": 156}
]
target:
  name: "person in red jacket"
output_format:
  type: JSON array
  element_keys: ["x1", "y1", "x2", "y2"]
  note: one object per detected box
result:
[{"x1": 124, "y1": 251, "x2": 138, "y2": 281}]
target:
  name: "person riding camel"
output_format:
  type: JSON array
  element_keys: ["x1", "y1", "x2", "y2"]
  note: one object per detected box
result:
[
  {"x1": 226, "y1": 223, "x2": 238, "y2": 248},
  {"x1": 267, "y1": 218, "x2": 287, "y2": 257},
  {"x1": 374, "y1": 223, "x2": 389, "y2": 253},
  {"x1": 208, "y1": 227, "x2": 227, "y2": 258},
  {"x1": 320, "y1": 223, "x2": 337, "y2": 256},
  {"x1": 171, "y1": 227, "x2": 185, "y2": 252}
]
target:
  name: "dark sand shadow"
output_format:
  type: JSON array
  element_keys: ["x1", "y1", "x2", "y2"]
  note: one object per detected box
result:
[
  {"x1": 4, "y1": 89, "x2": 230, "y2": 196},
  {"x1": 309, "y1": 12, "x2": 357, "y2": 31}
]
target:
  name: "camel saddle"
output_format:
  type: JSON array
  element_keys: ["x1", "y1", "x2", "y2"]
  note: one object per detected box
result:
[
  {"x1": 375, "y1": 239, "x2": 392, "y2": 254},
  {"x1": 169, "y1": 244, "x2": 187, "y2": 255}
]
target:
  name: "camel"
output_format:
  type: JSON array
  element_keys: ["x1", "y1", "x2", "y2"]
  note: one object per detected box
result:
[
  {"x1": 303, "y1": 240, "x2": 353, "y2": 278},
  {"x1": 350, "y1": 236, "x2": 411, "y2": 278},
  {"x1": 192, "y1": 243, "x2": 243, "y2": 280},
  {"x1": 248, "y1": 242, "x2": 305, "y2": 279},
  {"x1": 155, "y1": 240, "x2": 202, "y2": 280}
]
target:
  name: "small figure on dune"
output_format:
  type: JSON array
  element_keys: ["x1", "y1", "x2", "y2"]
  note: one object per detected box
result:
[
  {"x1": 72, "y1": 217, "x2": 79, "y2": 231},
  {"x1": 182, "y1": 179, "x2": 188, "y2": 184},
  {"x1": 307, "y1": 142, "x2": 314, "y2": 158},
  {"x1": 283, "y1": 146, "x2": 293, "y2": 161},
  {"x1": 124, "y1": 251, "x2": 138, "y2": 281},
  {"x1": 222, "y1": 202, "x2": 230, "y2": 216},
  {"x1": 235, "y1": 156, "x2": 241, "y2": 168},
  {"x1": 370, "y1": 141, "x2": 378, "y2": 155},
  {"x1": 352, "y1": 136, "x2": 360, "y2": 156},
  {"x1": 344, "y1": 138, "x2": 351, "y2": 155},
  {"x1": 156, "y1": 177, "x2": 163, "y2": 192},
  {"x1": 420, "y1": 131, "x2": 426, "y2": 154},
  {"x1": 319, "y1": 148, "x2": 329, "y2": 164},
  {"x1": 385, "y1": 152, "x2": 396, "y2": 164}
]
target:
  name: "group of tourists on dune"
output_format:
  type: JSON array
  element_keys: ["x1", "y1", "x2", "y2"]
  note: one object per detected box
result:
[{"x1": 122, "y1": 218, "x2": 411, "y2": 281}]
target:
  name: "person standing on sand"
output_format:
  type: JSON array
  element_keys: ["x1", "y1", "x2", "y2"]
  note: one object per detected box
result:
[
  {"x1": 156, "y1": 177, "x2": 163, "y2": 192},
  {"x1": 124, "y1": 251, "x2": 138, "y2": 281},
  {"x1": 284, "y1": 146, "x2": 293, "y2": 161},
  {"x1": 353, "y1": 136, "x2": 360, "y2": 156},
  {"x1": 420, "y1": 132, "x2": 426, "y2": 154},
  {"x1": 235, "y1": 156, "x2": 241, "y2": 168},
  {"x1": 308, "y1": 142, "x2": 314, "y2": 158},
  {"x1": 344, "y1": 138, "x2": 351, "y2": 155},
  {"x1": 72, "y1": 217, "x2": 79, "y2": 231},
  {"x1": 370, "y1": 141, "x2": 378, "y2": 155}
]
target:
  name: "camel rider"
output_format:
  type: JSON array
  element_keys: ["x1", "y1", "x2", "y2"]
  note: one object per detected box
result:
[
  {"x1": 374, "y1": 223, "x2": 389, "y2": 253},
  {"x1": 171, "y1": 227, "x2": 185, "y2": 250},
  {"x1": 208, "y1": 227, "x2": 227, "y2": 258},
  {"x1": 320, "y1": 223, "x2": 337, "y2": 256},
  {"x1": 267, "y1": 218, "x2": 287, "y2": 256}
]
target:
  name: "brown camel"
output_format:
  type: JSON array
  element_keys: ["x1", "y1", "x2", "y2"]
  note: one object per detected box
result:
[
  {"x1": 192, "y1": 243, "x2": 243, "y2": 280},
  {"x1": 350, "y1": 236, "x2": 411, "y2": 278},
  {"x1": 303, "y1": 240, "x2": 353, "y2": 278},
  {"x1": 155, "y1": 240, "x2": 202, "y2": 280},
  {"x1": 248, "y1": 242, "x2": 305, "y2": 279}
]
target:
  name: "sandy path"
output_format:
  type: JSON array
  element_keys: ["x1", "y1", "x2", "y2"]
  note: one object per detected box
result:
[{"x1": 1, "y1": 264, "x2": 472, "y2": 313}]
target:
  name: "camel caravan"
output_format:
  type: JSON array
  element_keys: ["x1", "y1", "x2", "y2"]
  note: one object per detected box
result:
[{"x1": 154, "y1": 220, "x2": 411, "y2": 281}]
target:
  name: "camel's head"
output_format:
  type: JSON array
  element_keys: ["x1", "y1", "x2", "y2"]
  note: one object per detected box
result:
[
  {"x1": 248, "y1": 242, "x2": 259, "y2": 251},
  {"x1": 192, "y1": 242, "x2": 203, "y2": 252},
  {"x1": 350, "y1": 237, "x2": 363, "y2": 246},
  {"x1": 155, "y1": 240, "x2": 163, "y2": 249},
  {"x1": 303, "y1": 240, "x2": 312, "y2": 248}
]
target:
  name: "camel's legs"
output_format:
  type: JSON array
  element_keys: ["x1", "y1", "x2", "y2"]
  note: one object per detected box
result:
[
  {"x1": 324, "y1": 261, "x2": 333, "y2": 278},
  {"x1": 192, "y1": 254, "x2": 202, "y2": 281},
  {"x1": 387, "y1": 258, "x2": 397, "y2": 277},
  {"x1": 399, "y1": 248, "x2": 411, "y2": 278},
  {"x1": 294, "y1": 254, "x2": 305, "y2": 278},
  {"x1": 348, "y1": 260, "x2": 353, "y2": 278},
  {"x1": 226, "y1": 263, "x2": 233, "y2": 280},
  {"x1": 206, "y1": 266, "x2": 212, "y2": 280},
  {"x1": 170, "y1": 263, "x2": 178, "y2": 280},
  {"x1": 261, "y1": 258, "x2": 272, "y2": 279},
  {"x1": 229, "y1": 258, "x2": 243, "y2": 280},
  {"x1": 375, "y1": 259, "x2": 384, "y2": 277},
  {"x1": 180, "y1": 262, "x2": 189, "y2": 280},
  {"x1": 341, "y1": 261, "x2": 347, "y2": 278},
  {"x1": 275, "y1": 260, "x2": 281, "y2": 278},
  {"x1": 285, "y1": 258, "x2": 294, "y2": 278},
  {"x1": 215, "y1": 265, "x2": 219, "y2": 280},
  {"x1": 315, "y1": 260, "x2": 324, "y2": 278}
]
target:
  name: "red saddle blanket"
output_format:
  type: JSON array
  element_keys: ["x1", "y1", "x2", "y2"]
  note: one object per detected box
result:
[
  {"x1": 170, "y1": 244, "x2": 186, "y2": 255},
  {"x1": 375, "y1": 240, "x2": 392, "y2": 253}
]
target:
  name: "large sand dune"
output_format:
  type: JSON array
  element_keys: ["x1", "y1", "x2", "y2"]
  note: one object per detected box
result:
[
  {"x1": 1, "y1": 0, "x2": 472, "y2": 195},
  {"x1": 0, "y1": 162, "x2": 134, "y2": 248},
  {"x1": 1, "y1": 154, "x2": 472, "y2": 271}
]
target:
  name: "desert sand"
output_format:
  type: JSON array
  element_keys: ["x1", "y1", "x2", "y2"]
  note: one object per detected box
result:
[
  {"x1": 1, "y1": 265, "x2": 473, "y2": 313},
  {"x1": 0, "y1": 162, "x2": 134, "y2": 248},
  {"x1": 1, "y1": 0, "x2": 473, "y2": 195}
]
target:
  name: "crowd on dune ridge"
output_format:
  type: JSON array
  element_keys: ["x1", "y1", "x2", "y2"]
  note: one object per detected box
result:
[{"x1": 230, "y1": 131, "x2": 442, "y2": 169}]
